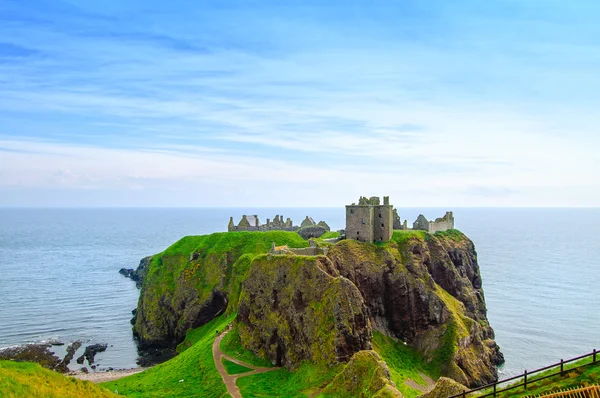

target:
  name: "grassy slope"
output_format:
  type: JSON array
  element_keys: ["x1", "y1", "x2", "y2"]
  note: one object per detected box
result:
[
  {"x1": 0, "y1": 361, "x2": 117, "y2": 398},
  {"x1": 489, "y1": 357, "x2": 600, "y2": 397},
  {"x1": 372, "y1": 332, "x2": 434, "y2": 398},
  {"x1": 220, "y1": 327, "x2": 273, "y2": 368},
  {"x1": 103, "y1": 314, "x2": 234, "y2": 398},
  {"x1": 237, "y1": 361, "x2": 344, "y2": 398},
  {"x1": 145, "y1": 231, "x2": 309, "y2": 311},
  {"x1": 222, "y1": 359, "x2": 252, "y2": 375}
]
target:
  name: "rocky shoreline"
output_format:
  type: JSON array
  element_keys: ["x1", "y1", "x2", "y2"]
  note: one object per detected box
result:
[{"x1": 0, "y1": 340, "x2": 111, "y2": 374}]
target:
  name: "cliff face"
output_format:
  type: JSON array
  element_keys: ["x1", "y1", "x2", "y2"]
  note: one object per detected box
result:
[
  {"x1": 237, "y1": 255, "x2": 371, "y2": 367},
  {"x1": 132, "y1": 232, "x2": 310, "y2": 349},
  {"x1": 132, "y1": 229, "x2": 503, "y2": 387},
  {"x1": 325, "y1": 230, "x2": 503, "y2": 386}
]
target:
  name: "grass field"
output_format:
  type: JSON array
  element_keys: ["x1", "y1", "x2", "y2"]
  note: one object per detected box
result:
[
  {"x1": 222, "y1": 358, "x2": 252, "y2": 375},
  {"x1": 236, "y1": 361, "x2": 344, "y2": 397},
  {"x1": 372, "y1": 331, "x2": 435, "y2": 398},
  {"x1": 103, "y1": 314, "x2": 234, "y2": 398},
  {"x1": 0, "y1": 360, "x2": 117, "y2": 398}
]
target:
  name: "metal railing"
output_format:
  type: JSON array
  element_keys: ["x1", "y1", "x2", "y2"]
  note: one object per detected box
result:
[{"x1": 448, "y1": 348, "x2": 598, "y2": 398}]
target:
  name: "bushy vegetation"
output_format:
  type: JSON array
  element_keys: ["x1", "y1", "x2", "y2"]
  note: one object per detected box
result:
[
  {"x1": 0, "y1": 360, "x2": 117, "y2": 398},
  {"x1": 104, "y1": 314, "x2": 234, "y2": 398}
]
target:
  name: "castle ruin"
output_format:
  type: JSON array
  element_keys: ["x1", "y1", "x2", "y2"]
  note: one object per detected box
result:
[
  {"x1": 228, "y1": 214, "x2": 330, "y2": 233},
  {"x1": 345, "y1": 196, "x2": 394, "y2": 243},
  {"x1": 345, "y1": 196, "x2": 455, "y2": 243},
  {"x1": 412, "y1": 212, "x2": 455, "y2": 233}
]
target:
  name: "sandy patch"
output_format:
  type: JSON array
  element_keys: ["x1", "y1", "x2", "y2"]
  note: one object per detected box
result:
[{"x1": 69, "y1": 367, "x2": 147, "y2": 383}]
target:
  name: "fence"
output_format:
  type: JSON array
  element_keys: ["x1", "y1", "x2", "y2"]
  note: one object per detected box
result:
[
  {"x1": 529, "y1": 384, "x2": 600, "y2": 398},
  {"x1": 448, "y1": 348, "x2": 598, "y2": 398}
]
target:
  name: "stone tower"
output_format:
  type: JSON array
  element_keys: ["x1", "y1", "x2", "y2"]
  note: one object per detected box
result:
[{"x1": 346, "y1": 196, "x2": 394, "y2": 243}]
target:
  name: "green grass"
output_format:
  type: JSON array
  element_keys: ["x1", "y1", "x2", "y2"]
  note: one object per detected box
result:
[
  {"x1": 0, "y1": 360, "x2": 117, "y2": 398},
  {"x1": 433, "y1": 229, "x2": 464, "y2": 242},
  {"x1": 390, "y1": 230, "x2": 428, "y2": 246},
  {"x1": 320, "y1": 231, "x2": 340, "y2": 239},
  {"x1": 222, "y1": 358, "x2": 252, "y2": 375},
  {"x1": 483, "y1": 356, "x2": 600, "y2": 397},
  {"x1": 220, "y1": 327, "x2": 273, "y2": 368},
  {"x1": 237, "y1": 361, "x2": 344, "y2": 397},
  {"x1": 103, "y1": 314, "x2": 234, "y2": 398},
  {"x1": 372, "y1": 332, "x2": 434, "y2": 398}
]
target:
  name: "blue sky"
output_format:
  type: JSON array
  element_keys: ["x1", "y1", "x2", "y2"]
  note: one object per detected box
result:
[{"x1": 1, "y1": 0, "x2": 599, "y2": 207}]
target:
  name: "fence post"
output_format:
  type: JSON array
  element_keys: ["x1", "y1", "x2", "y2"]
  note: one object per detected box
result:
[
  {"x1": 524, "y1": 370, "x2": 528, "y2": 390},
  {"x1": 462, "y1": 391, "x2": 465, "y2": 398},
  {"x1": 493, "y1": 383, "x2": 497, "y2": 397},
  {"x1": 560, "y1": 359, "x2": 564, "y2": 376},
  {"x1": 594, "y1": 349, "x2": 597, "y2": 363}
]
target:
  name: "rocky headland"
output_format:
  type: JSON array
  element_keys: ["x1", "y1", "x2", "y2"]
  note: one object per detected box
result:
[{"x1": 125, "y1": 229, "x2": 504, "y2": 389}]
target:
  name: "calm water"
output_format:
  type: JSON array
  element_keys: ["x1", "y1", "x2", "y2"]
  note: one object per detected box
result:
[{"x1": 0, "y1": 208, "x2": 598, "y2": 377}]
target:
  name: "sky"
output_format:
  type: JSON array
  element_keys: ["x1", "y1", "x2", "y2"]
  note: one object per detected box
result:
[{"x1": 1, "y1": 0, "x2": 599, "y2": 207}]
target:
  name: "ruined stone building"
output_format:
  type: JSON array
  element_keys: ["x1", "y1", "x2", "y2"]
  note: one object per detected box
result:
[
  {"x1": 228, "y1": 214, "x2": 329, "y2": 233},
  {"x1": 345, "y1": 196, "x2": 455, "y2": 243},
  {"x1": 346, "y1": 196, "x2": 394, "y2": 243},
  {"x1": 412, "y1": 212, "x2": 454, "y2": 233}
]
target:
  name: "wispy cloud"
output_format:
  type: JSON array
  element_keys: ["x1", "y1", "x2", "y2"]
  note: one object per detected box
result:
[{"x1": 0, "y1": 0, "x2": 599, "y2": 206}]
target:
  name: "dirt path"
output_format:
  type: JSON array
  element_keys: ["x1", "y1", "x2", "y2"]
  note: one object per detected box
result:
[{"x1": 213, "y1": 330, "x2": 276, "y2": 398}]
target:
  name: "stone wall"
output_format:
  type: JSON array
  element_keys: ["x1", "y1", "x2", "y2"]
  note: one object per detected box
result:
[
  {"x1": 428, "y1": 212, "x2": 455, "y2": 233},
  {"x1": 413, "y1": 212, "x2": 455, "y2": 233},
  {"x1": 373, "y1": 205, "x2": 393, "y2": 242},
  {"x1": 346, "y1": 205, "x2": 374, "y2": 243}
]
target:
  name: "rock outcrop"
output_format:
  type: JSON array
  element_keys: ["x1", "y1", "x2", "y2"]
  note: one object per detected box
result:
[
  {"x1": 237, "y1": 255, "x2": 371, "y2": 367},
  {"x1": 325, "y1": 230, "x2": 503, "y2": 387},
  {"x1": 417, "y1": 377, "x2": 468, "y2": 398},
  {"x1": 132, "y1": 232, "x2": 310, "y2": 349},
  {"x1": 323, "y1": 350, "x2": 403, "y2": 397},
  {"x1": 119, "y1": 256, "x2": 151, "y2": 288}
]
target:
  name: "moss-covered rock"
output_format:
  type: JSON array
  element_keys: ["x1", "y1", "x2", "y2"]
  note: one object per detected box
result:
[
  {"x1": 322, "y1": 350, "x2": 403, "y2": 397},
  {"x1": 417, "y1": 377, "x2": 467, "y2": 398},
  {"x1": 325, "y1": 230, "x2": 503, "y2": 387},
  {"x1": 133, "y1": 231, "x2": 309, "y2": 349},
  {"x1": 237, "y1": 255, "x2": 371, "y2": 368}
]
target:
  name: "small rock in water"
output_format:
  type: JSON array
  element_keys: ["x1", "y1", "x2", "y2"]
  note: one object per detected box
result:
[{"x1": 81, "y1": 367, "x2": 89, "y2": 373}]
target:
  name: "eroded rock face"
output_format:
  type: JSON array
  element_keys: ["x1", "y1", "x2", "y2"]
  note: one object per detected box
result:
[
  {"x1": 133, "y1": 253, "x2": 229, "y2": 349},
  {"x1": 237, "y1": 255, "x2": 371, "y2": 368},
  {"x1": 326, "y1": 232, "x2": 503, "y2": 387}
]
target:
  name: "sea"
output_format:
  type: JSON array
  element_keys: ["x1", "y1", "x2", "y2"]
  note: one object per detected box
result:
[{"x1": 0, "y1": 208, "x2": 598, "y2": 378}]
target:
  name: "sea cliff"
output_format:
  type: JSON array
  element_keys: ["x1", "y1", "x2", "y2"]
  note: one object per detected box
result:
[{"x1": 130, "y1": 229, "x2": 503, "y2": 388}]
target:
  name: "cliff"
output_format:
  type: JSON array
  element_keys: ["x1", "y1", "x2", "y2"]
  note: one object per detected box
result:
[{"x1": 131, "y1": 229, "x2": 503, "y2": 387}]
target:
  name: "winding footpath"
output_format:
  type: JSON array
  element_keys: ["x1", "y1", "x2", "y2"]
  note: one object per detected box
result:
[{"x1": 213, "y1": 329, "x2": 276, "y2": 398}]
